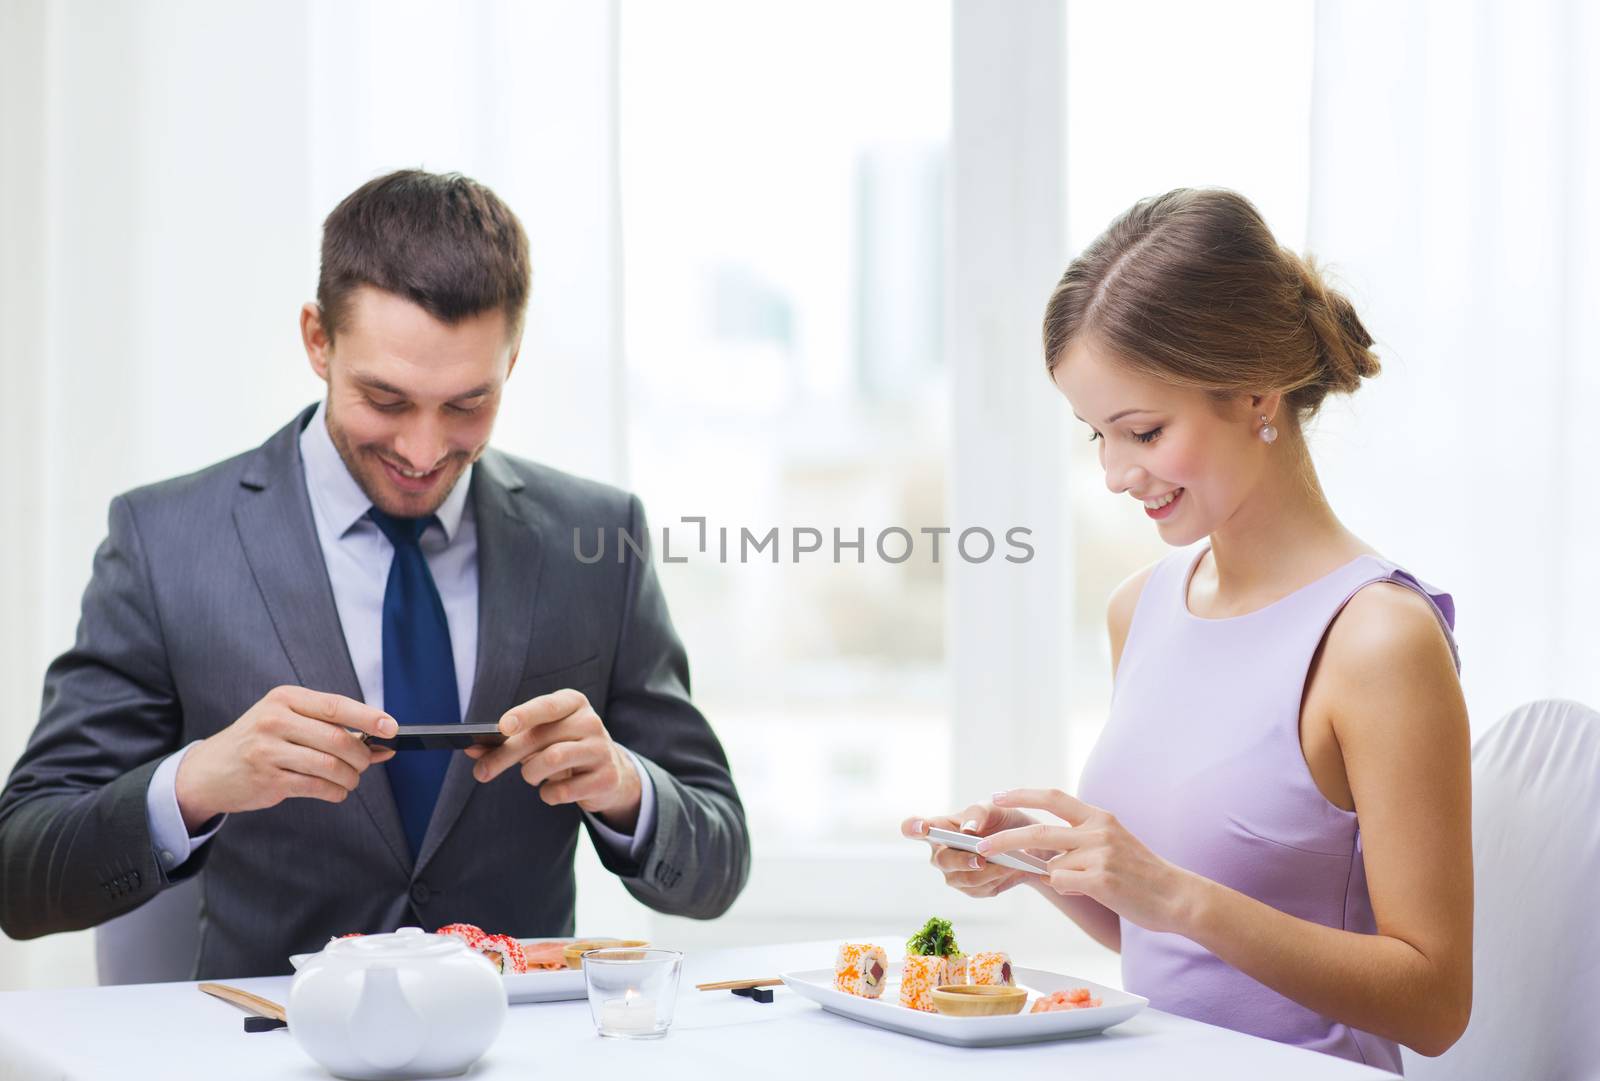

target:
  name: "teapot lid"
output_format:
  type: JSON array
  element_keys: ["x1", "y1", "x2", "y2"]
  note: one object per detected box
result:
[{"x1": 325, "y1": 926, "x2": 467, "y2": 963}]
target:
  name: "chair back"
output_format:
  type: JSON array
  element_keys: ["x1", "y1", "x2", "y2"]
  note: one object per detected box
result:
[
  {"x1": 93, "y1": 873, "x2": 201, "y2": 984},
  {"x1": 1402, "y1": 699, "x2": 1600, "y2": 1080}
]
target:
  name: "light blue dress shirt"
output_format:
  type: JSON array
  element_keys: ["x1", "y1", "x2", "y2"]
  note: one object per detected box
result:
[{"x1": 146, "y1": 401, "x2": 654, "y2": 871}]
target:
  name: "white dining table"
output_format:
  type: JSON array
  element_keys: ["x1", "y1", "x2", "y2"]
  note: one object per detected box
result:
[{"x1": 0, "y1": 938, "x2": 1399, "y2": 1080}]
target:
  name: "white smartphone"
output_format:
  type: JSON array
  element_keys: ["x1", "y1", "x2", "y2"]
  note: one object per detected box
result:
[{"x1": 924, "y1": 827, "x2": 1050, "y2": 877}]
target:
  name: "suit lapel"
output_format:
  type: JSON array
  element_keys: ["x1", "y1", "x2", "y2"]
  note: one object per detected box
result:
[
  {"x1": 232, "y1": 405, "x2": 413, "y2": 876},
  {"x1": 414, "y1": 450, "x2": 543, "y2": 876}
]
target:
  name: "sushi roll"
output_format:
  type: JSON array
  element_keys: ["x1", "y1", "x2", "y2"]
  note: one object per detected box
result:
[
  {"x1": 436, "y1": 923, "x2": 486, "y2": 947},
  {"x1": 476, "y1": 933, "x2": 528, "y2": 975},
  {"x1": 899, "y1": 954, "x2": 945, "y2": 1012},
  {"x1": 968, "y1": 951, "x2": 1013, "y2": 987},
  {"x1": 833, "y1": 943, "x2": 888, "y2": 999},
  {"x1": 942, "y1": 952, "x2": 970, "y2": 986}
]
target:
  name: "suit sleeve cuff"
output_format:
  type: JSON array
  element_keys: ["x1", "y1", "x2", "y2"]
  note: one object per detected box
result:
[
  {"x1": 583, "y1": 749, "x2": 657, "y2": 860},
  {"x1": 145, "y1": 742, "x2": 226, "y2": 873}
]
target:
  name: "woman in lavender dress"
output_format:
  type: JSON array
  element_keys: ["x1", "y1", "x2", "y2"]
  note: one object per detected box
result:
[{"x1": 904, "y1": 189, "x2": 1471, "y2": 1070}]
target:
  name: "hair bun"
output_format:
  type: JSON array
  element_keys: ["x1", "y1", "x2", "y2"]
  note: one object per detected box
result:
[
  {"x1": 1293, "y1": 253, "x2": 1379, "y2": 395},
  {"x1": 1042, "y1": 188, "x2": 1381, "y2": 426}
]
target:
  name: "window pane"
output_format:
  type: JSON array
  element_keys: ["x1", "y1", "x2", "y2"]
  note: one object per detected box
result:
[{"x1": 619, "y1": 0, "x2": 953, "y2": 845}]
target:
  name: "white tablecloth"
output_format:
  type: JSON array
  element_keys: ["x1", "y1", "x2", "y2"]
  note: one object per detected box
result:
[{"x1": 0, "y1": 939, "x2": 1398, "y2": 1080}]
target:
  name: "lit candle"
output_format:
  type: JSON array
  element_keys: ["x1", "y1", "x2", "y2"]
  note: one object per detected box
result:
[{"x1": 599, "y1": 988, "x2": 658, "y2": 1034}]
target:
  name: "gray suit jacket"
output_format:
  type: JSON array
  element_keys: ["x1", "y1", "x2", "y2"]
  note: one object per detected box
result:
[{"x1": 0, "y1": 406, "x2": 749, "y2": 977}]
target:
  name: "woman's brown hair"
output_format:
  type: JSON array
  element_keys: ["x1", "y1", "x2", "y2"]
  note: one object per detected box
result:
[{"x1": 1042, "y1": 188, "x2": 1378, "y2": 425}]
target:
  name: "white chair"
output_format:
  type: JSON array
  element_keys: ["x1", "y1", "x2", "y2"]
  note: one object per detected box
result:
[
  {"x1": 93, "y1": 873, "x2": 201, "y2": 985},
  {"x1": 1403, "y1": 699, "x2": 1600, "y2": 1081}
]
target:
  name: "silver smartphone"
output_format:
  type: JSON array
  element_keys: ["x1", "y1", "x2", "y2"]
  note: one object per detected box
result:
[{"x1": 924, "y1": 826, "x2": 1050, "y2": 877}]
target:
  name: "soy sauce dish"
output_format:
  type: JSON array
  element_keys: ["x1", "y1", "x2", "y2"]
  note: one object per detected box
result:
[{"x1": 931, "y1": 985, "x2": 1029, "y2": 1017}]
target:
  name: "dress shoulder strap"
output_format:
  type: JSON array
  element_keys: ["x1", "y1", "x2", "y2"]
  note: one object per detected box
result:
[
  {"x1": 1116, "y1": 545, "x2": 1206, "y2": 667},
  {"x1": 1333, "y1": 559, "x2": 1461, "y2": 674}
]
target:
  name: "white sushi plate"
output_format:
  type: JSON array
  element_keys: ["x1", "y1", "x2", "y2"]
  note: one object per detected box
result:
[
  {"x1": 288, "y1": 939, "x2": 586, "y2": 1004},
  {"x1": 780, "y1": 963, "x2": 1148, "y2": 1048}
]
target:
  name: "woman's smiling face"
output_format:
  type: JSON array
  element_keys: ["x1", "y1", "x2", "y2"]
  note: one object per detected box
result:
[{"x1": 1052, "y1": 335, "x2": 1272, "y2": 547}]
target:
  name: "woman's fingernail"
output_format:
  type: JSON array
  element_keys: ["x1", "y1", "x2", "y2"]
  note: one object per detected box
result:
[
  {"x1": 967, "y1": 856, "x2": 981, "y2": 870},
  {"x1": 991, "y1": 791, "x2": 1009, "y2": 804},
  {"x1": 911, "y1": 819, "x2": 925, "y2": 835},
  {"x1": 961, "y1": 819, "x2": 978, "y2": 833}
]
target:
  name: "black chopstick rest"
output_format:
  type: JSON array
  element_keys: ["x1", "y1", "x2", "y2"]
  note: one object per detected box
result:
[
  {"x1": 244, "y1": 1015, "x2": 289, "y2": 1032},
  {"x1": 730, "y1": 986, "x2": 774, "y2": 1004}
]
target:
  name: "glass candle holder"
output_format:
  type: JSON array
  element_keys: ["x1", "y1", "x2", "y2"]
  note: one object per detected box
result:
[{"x1": 582, "y1": 947, "x2": 684, "y2": 1039}]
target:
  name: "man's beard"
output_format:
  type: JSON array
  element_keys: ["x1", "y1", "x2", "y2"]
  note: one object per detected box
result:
[{"x1": 324, "y1": 408, "x2": 477, "y2": 519}]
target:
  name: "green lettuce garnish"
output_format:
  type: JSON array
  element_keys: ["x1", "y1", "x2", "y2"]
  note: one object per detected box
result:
[{"x1": 907, "y1": 916, "x2": 960, "y2": 957}]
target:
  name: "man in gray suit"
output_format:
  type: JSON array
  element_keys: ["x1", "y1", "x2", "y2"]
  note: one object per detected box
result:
[{"x1": 0, "y1": 170, "x2": 749, "y2": 978}]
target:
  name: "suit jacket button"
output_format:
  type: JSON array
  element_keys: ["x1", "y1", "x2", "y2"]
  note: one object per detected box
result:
[{"x1": 410, "y1": 883, "x2": 431, "y2": 905}]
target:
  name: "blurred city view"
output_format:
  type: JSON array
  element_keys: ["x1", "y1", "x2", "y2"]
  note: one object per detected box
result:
[{"x1": 620, "y1": 0, "x2": 954, "y2": 846}]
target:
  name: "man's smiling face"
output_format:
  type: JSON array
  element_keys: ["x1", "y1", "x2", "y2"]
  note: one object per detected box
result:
[{"x1": 302, "y1": 285, "x2": 519, "y2": 519}]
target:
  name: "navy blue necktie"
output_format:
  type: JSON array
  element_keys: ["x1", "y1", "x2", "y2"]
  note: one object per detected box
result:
[{"x1": 368, "y1": 508, "x2": 461, "y2": 858}]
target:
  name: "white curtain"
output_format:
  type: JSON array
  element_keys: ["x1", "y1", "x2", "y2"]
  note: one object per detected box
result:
[
  {"x1": 0, "y1": 0, "x2": 629, "y2": 990},
  {"x1": 1306, "y1": 0, "x2": 1600, "y2": 733}
]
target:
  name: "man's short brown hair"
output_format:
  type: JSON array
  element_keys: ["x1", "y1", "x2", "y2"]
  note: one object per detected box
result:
[{"x1": 316, "y1": 169, "x2": 531, "y2": 344}]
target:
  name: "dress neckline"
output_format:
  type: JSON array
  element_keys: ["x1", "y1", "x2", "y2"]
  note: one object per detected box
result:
[{"x1": 1180, "y1": 543, "x2": 1379, "y2": 623}]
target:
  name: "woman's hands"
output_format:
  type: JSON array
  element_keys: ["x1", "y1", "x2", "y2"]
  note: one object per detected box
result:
[
  {"x1": 903, "y1": 790, "x2": 1142, "y2": 954},
  {"x1": 900, "y1": 802, "x2": 1043, "y2": 899},
  {"x1": 980, "y1": 788, "x2": 1196, "y2": 935}
]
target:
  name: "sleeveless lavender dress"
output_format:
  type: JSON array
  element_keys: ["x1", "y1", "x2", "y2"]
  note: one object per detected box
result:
[{"x1": 1076, "y1": 543, "x2": 1460, "y2": 1073}]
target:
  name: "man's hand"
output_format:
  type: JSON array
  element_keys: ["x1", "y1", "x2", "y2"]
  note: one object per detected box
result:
[
  {"x1": 175, "y1": 686, "x2": 397, "y2": 832},
  {"x1": 464, "y1": 688, "x2": 642, "y2": 832}
]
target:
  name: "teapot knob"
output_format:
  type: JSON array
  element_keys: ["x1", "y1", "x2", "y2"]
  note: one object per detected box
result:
[{"x1": 348, "y1": 964, "x2": 424, "y2": 1072}]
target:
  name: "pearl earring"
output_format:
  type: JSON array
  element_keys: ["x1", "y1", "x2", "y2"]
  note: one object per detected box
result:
[{"x1": 1259, "y1": 415, "x2": 1278, "y2": 445}]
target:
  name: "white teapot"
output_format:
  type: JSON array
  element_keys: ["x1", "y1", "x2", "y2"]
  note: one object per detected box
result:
[{"x1": 288, "y1": 926, "x2": 507, "y2": 1080}]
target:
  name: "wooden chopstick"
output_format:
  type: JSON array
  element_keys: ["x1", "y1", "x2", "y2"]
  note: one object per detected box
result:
[
  {"x1": 199, "y1": 982, "x2": 288, "y2": 1023},
  {"x1": 695, "y1": 977, "x2": 783, "y2": 992}
]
